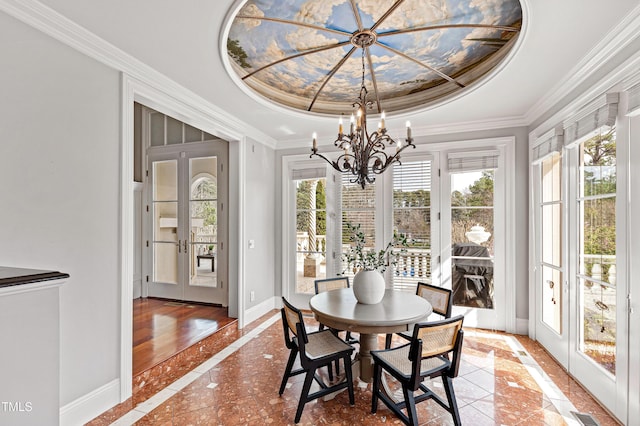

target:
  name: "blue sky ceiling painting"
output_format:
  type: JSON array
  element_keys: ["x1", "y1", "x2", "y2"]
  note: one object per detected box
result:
[{"x1": 226, "y1": 0, "x2": 522, "y2": 115}]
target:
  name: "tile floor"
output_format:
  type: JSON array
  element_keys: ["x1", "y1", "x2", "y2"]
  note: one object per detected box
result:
[{"x1": 92, "y1": 311, "x2": 620, "y2": 425}]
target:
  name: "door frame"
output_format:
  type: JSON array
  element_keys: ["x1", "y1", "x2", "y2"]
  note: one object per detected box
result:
[{"x1": 119, "y1": 74, "x2": 246, "y2": 401}]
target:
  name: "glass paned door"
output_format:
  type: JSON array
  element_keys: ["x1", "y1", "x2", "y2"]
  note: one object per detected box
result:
[
  {"x1": 450, "y1": 170, "x2": 495, "y2": 310},
  {"x1": 152, "y1": 160, "x2": 179, "y2": 285},
  {"x1": 341, "y1": 174, "x2": 376, "y2": 280},
  {"x1": 392, "y1": 159, "x2": 433, "y2": 291},
  {"x1": 294, "y1": 178, "x2": 327, "y2": 295},
  {"x1": 147, "y1": 145, "x2": 227, "y2": 305},
  {"x1": 567, "y1": 126, "x2": 626, "y2": 418},
  {"x1": 576, "y1": 129, "x2": 617, "y2": 374},
  {"x1": 535, "y1": 152, "x2": 567, "y2": 366}
]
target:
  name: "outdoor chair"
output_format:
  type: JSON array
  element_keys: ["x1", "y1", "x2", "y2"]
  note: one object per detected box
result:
[
  {"x1": 279, "y1": 297, "x2": 355, "y2": 424},
  {"x1": 371, "y1": 315, "x2": 465, "y2": 426},
  {"x1": 385, "y1": 282, "x2": 452, "y2": 348}
]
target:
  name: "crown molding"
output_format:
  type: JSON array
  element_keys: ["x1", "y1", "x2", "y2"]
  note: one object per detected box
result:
[
  {"x1": 0, "y1": 0, "x2": 278, "y2": 149},
  {"x1": 525, "y1": 4, "x2": 640, "y2": 124},
  {"x1": 275, "y1": 114, "x2": 527, "y2": 150}
]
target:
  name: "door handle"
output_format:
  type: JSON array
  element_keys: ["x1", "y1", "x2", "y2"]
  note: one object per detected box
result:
[
  {"x1": 177, "y1": 240, "x2": 182, "y2": 253},
  {"x1": 183, "y1": 240, "x2": 188, "y2": 253}
]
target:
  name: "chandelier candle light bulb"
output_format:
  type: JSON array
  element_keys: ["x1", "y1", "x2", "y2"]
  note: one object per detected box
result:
[{"x1": 312, "y1": 132, "x2": 317, "y2": 150}]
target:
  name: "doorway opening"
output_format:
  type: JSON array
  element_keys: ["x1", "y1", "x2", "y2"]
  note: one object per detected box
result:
[{"x1": 132, "y1": 102, "x2": 234, "y2": 378}]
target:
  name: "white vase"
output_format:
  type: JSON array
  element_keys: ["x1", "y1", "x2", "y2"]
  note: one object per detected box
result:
[{"x1": 352, "y1": 270, "x2": 386, "y2": 304}]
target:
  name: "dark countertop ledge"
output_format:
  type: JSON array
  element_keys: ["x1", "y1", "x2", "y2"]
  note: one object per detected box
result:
[{"x1": 0, "y1": 266, "x2": 69, "y2": 289}]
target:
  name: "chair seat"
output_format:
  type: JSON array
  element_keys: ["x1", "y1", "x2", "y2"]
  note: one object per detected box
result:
[
  {"x1": 373, "y1": 344, "x2": 450, "y2": 377},
  {"x1": 304, "y1": 330, "x2": 354, "y2": 360}
]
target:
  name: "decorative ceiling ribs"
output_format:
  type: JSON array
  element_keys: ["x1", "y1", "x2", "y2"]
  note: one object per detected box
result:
[
  {"x1": 229, "y1": 0, "x2": 522, "y2": 114},
  {"x1": 241, "y1": 40, "x2": 352, "y2": 80},
  {"x1": 235, "y1": 15, "x2": 351, "y2": 37},
  {"x1": 376, "y1": 23, "x2": 519, "y2": 38},
  {"x1": 370, "y1": 0, "x2": 405, "y2": 32},
  {"x1": 376, "y1": 43, "x2": 465, "y2": 88},
  {"x1": 307, "y1": 47, "x2": 357, "y2": 111},
  {"x1": 365, "y1": 48, "x2": 382, "y2": 113}
]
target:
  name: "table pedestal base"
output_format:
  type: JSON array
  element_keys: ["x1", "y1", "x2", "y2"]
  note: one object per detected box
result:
[{"x1": 357, "y1": 333, "x2": 377, "y2": 382}]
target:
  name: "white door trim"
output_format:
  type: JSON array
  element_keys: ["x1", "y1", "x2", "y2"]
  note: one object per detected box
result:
[{"x1": 120, "y1": 74, "x2": 244, "y2": 402}]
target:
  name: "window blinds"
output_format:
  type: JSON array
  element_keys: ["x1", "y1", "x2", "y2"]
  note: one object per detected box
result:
[
  {"x1": 532, "y1": 127, "x2": 564, "y2": 163},
  {"x1": 392, "y1": 160, "x2": 432, "y2": 193},
  {"x1": 448, "y1": 150, "x2": 499, "y2": 173},
  {"x1": 291, "y1": 167, "x2": 326, "y2": 180},
  {"x1": 564, "y1": 93, "x2": 618, "y2": 145}
]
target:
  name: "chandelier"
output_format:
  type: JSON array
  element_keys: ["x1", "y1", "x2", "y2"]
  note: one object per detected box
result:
[{"x1": 310, "y1": 33, "x2": 415, "y2": 189}]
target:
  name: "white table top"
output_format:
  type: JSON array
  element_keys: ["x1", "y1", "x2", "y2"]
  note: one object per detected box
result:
[{"x1": 309, "y1": 288, "x2": 432, "y2": 334}]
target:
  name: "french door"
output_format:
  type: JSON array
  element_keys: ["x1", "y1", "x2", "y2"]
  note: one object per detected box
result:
[
  {"x1": 533, "y1": 126, "x2": 628, "y2": 421},
  {"x1": 533, "y1": 152, "x2": 568, "y2": 366},
  {"x1": 284, "y1": 147, "x2": 507, "y2": 333},
  {"x1": 444, "y1": 150, "x2": 506, "y2": 330},
  {"x1": 146, "y1": 143, "x2": 228, "y2": 305}
]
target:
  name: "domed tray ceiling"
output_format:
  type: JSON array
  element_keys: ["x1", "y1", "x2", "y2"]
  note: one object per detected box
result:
[{"x1": 225, "y1": 0, "x2": 522, "y2": 115}]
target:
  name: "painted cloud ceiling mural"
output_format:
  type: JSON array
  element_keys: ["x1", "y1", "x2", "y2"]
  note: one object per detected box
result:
[{"x1": 225, "y1": 0, "x2": 522, "y2": 115}]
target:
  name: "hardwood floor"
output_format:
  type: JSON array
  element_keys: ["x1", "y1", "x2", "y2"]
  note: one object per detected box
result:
[{"x1": 132, "y1": 297, "x2": 235, "y2": 375}]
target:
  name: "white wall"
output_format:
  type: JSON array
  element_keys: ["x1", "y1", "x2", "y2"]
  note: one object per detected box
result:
[
  {"x1": 243, "y1": 139, "x2": 276, "y2": 307},
  {"x1": 0, "y1": 11, "x2": 121, "y2": 409}
]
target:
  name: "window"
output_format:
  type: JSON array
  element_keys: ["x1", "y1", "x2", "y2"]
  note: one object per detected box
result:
[
  {"x1": 392, "y1": 160, "x2": 433, "y2": 291},
  {"x1": 577, "y1": 127, "x2": 617, "y2": 375},
  {"x1": 340, "y1": 174, "x2": 376, "y2": 279},
  {"x1": 294, "y1": 177, "x2": 327, "y2": 294},
  {"x1": 540, "y1": 152, "x2": 563, "y2": 333}
]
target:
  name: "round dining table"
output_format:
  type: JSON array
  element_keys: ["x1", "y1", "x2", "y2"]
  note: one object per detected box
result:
[{"x1": 309, "y1": 287, "x2": 432, "y2": 382}]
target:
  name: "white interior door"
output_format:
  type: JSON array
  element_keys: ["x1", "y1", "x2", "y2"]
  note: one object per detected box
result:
[{"x1": 147, "y1": 143, "x2": 228, "y2": 305}]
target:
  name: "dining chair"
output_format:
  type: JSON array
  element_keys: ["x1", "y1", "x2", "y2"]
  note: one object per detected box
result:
[
  {"x1": 279, "y1": 297, "x2": 355, "y2": 424},
  {"x1": 314, "y1": 277, "x2": 359, "y2": 344},
  {"x1": 371, "y1": 315, "x2": 465, "y2": 426},
  {"x1": 385, "y1": 282, "x2": 452, "y2": 348}
]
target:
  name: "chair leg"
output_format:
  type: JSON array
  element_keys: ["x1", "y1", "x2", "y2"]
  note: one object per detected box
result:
[
  {"x1": 327, "y1": 361, "x2": 334, "y2": 382},
  {"x1": 371, "y1": 362, "x2": 382, "y2": 413},
  {"x1": 279, "y1": 349, "x2": 298, "y2": 395},
  {"x1": 384, "y1": 333, "x2": 392, "y2": 349},
  {"x1": 443, "y1": 376, "x2": 461, "y2": 426},
  {"x1": 402, "y1": 385, "x2": 419, "y2": 426},
  {"x1": 343, "y1": 354, "x2": 355, "y2": 406},
  {"x1": 295, "y1": 368, "x2": 316, "y2": 423}
]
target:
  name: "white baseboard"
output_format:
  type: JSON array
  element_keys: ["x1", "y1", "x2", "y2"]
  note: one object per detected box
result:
[
  {"x1": 243, "y1": 296, "x2": 278, "y2": 327},
  {"x1": 515, "y1": 317, "x2": 529, "y2": 335},
  {"x1": 60, "y1": 378, "x2": 120, "y2": 426}
]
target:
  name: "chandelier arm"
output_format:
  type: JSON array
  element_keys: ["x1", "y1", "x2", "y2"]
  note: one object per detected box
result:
[
  {"x1": 309, "y1": 150, "x2": 349, "y2": 174},
  {"x1": 308, "y1": 47, "x2": 358, "y2": 111},
  {"x1": 242, "y1": 40, "x2": 352, "y2": 80},
  {"x1": 375, "y1": 42, "x2": 465, "y2": 88}
]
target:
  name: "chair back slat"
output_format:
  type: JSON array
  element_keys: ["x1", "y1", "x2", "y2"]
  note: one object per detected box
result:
[
  {"x1": 281, "y1": 297, "x2": 307, "y2": 342},
  {"x1": 416, "y1": 282, "x2": 452, "y2": 318},
  {"x1": 414, "y1": 316, "x2": 463, "y2": 359},
  {"x1": 315, "y1": 277, "x2": 350, "y2": 294}
]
